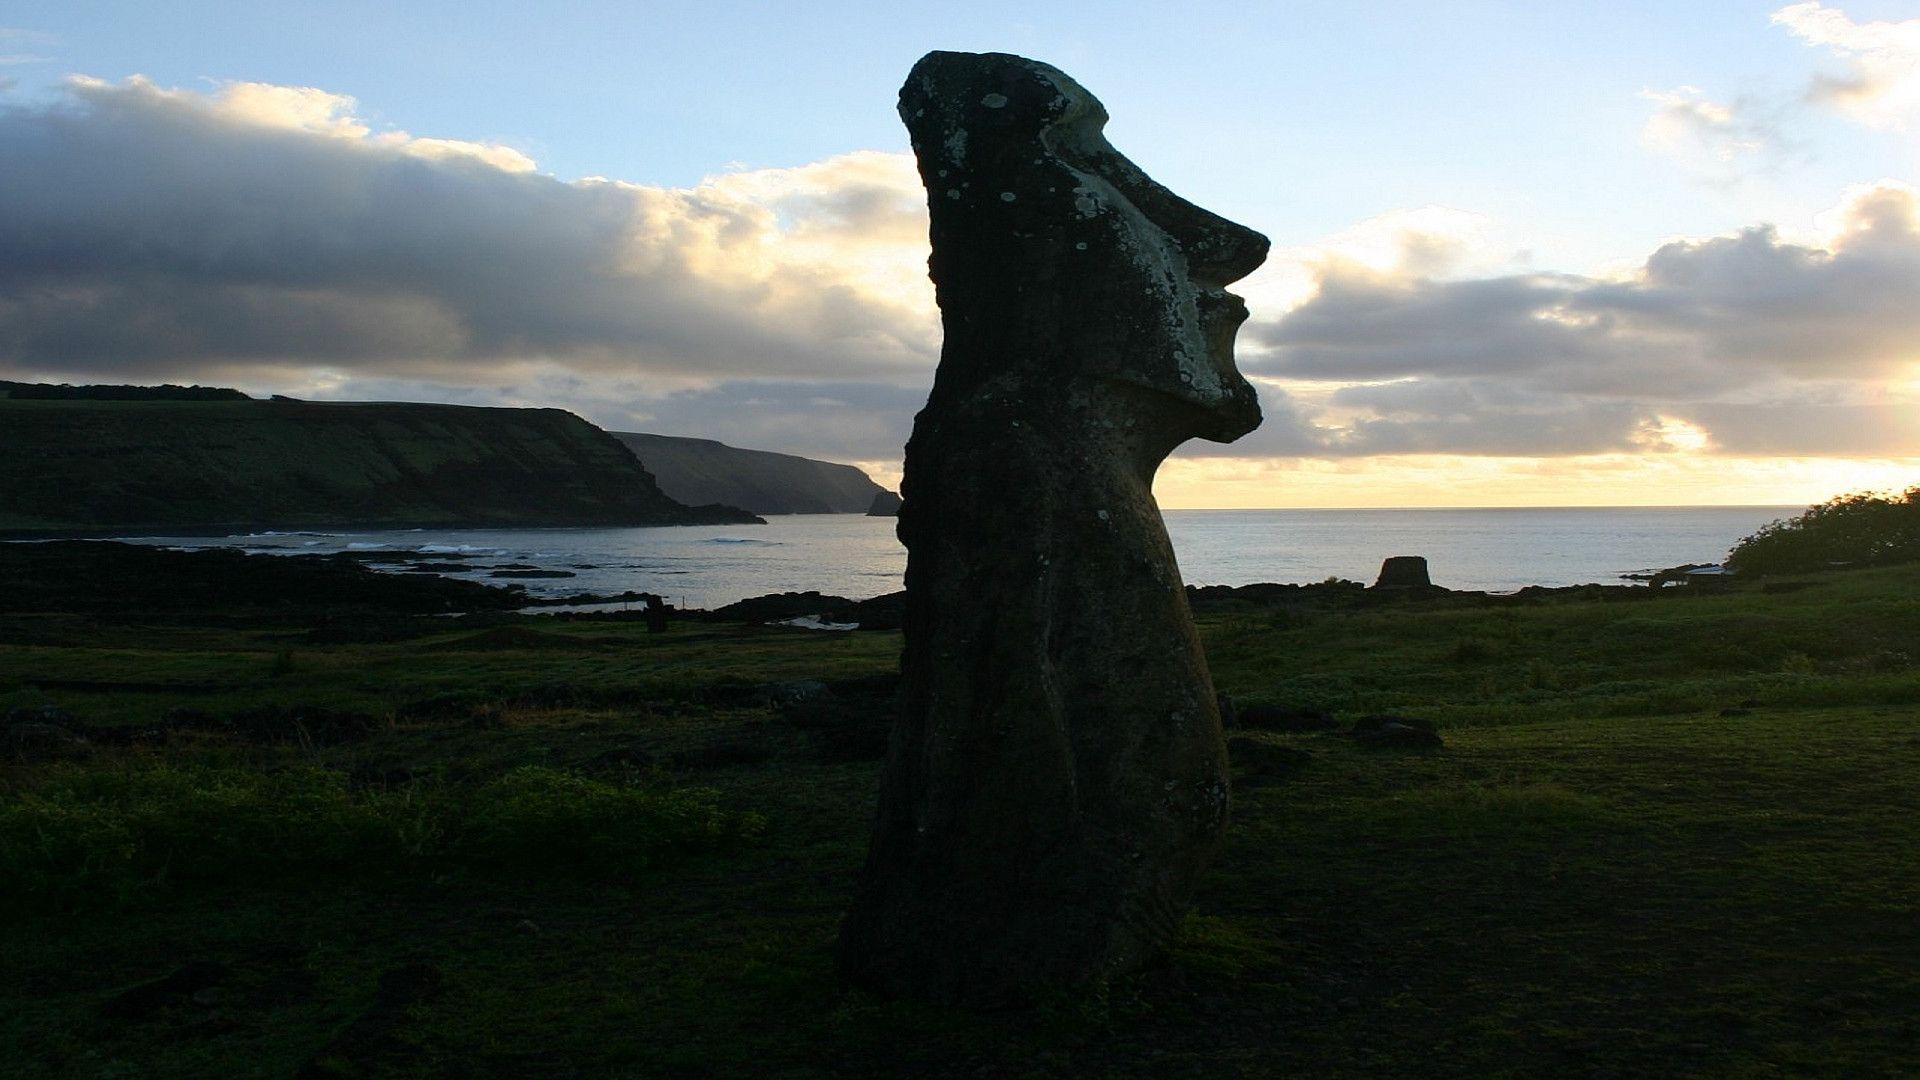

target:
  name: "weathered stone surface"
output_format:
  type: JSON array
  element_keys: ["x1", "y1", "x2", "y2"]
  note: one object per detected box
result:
[
  {"x1": 837, "y1": 51, "x2": 1268, "y2": 1003},
  {"x1": 1373, "y1": 556, "x2": 1432, "y2": 589}
]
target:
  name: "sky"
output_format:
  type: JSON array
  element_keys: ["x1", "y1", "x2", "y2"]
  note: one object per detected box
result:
[{"x1": 2, "y1": 1, "x2": 1917, "y2": 506}]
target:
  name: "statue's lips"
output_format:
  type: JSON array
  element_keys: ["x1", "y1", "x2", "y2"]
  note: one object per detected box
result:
[{"x1": 1196, "y1": 290, "x2": 1250, "y2": 326}]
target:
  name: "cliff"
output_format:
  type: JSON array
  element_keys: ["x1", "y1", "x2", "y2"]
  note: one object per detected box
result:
[
  {"x1": 613, "y1": 432, "x2": 887, "y2": 515},
  {"x1": 0, "y1": 396, "x2": 761, "y2": 535}
]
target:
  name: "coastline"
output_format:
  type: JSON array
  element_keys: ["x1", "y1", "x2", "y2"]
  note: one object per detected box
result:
[{"x1": 22, "y1": 504, "x2": 1798, "y2": 610}]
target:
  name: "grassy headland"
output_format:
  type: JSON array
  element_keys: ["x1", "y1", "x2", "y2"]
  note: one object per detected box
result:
[
  {"x1": 612, "y1": 432, "x2": 888, "y2": 515},
  {"x1": 1, "y1": 549, "x2": 1916, "y2": 1076},
  {"x1": 0, "y1": 396, "x2": 760, "y2": 535}
]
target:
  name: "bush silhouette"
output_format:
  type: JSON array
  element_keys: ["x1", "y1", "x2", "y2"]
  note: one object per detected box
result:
[{"x1": 1727, "y1": 487, "x2": 1920, "y2": 575}]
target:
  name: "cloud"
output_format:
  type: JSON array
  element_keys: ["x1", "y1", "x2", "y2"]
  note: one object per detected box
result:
[
  {"x1": 191, "y1": 359, "x2": 933, "y2": 466},
  {"x1": 614, "y1": 379, "x2": 930, "y2": 461},
  {"x1": 1774, "y1": 2, "x2": 1920, "y2": 129},
  {"x1": 1160, "y1": 379, "x2": 1344, "y2": 459},
  {"x1": 0, "y1": 27, "x2": 54, "y2": 66},
  {"x1": 0, "y1": 75, "x2": 936, "y2": 386},
  {"x1": 1236, "y1": 205, "x2": 1521, "y2": 316},
  {"x1": 1640, "y1": 86, "x2": 1788, "y2": 182},
  {"x1": 287, "y1": 371, "x2": 933, "y2": 465},
  {"x1": 1257, "y1": 180, "x2": 1920, "y2": 392},
  {"x1": 1, "y1": 72, "x2": 1911, "y2": 472},
  {"x1": 112, "y1": 78, "x2": 542, "y2": 171},
  {"x1": 1323, "y1": 381, "x2": 1651, "y2": 456},
  {"x1": 1154, "y1": 450, "x2": 1920, "y2": 510},
  {"x1": 1685, "y1": 401, "x2": 1918, "y2": 455},
  {"x1": 1245, "y1": 181, "x2": 1920, "y2": 458}
]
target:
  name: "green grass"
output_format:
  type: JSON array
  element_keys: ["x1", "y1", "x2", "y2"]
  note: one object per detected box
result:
[
  {"x1": 0, "y1": 763, "x2": 762, "y2": 914},
  {"x1": 3, "y1": 564, "x2": 1918, "y2": 1076}
]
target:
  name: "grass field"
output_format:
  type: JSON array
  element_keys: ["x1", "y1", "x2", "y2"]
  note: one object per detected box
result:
[{"x1": 3, "y1": 564, "x2": 1917, "y2": 1077}]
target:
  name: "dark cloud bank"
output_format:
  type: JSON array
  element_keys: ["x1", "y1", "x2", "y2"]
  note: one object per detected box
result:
[
  {"x1": 1, "y1": 76, "x2": 1914, "y2": 463},
  {"x1": 0, "y1": 76, "x2": 932, "y2": 386},
  {"x1": 1238, "y1": 181, "x2": 1920, "y2": 459}
]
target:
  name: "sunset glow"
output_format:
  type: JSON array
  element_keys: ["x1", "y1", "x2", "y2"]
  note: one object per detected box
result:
[{"x1": 2, "y1": 2, "x2": 1915, "y2": 507}]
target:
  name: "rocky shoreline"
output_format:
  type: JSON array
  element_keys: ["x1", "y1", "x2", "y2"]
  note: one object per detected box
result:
[{"x1": 0, "y1": 541, "x2": 1745, "y2": 636}]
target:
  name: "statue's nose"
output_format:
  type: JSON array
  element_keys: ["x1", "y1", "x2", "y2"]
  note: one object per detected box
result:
[{"x1": 1180, "y1": 221, "x2": 1269, "y2": 289}]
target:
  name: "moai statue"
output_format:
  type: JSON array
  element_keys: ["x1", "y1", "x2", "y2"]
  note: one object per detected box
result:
[{"x1": 838, "y1": 51, "x2": 1269, "y2": 1003}]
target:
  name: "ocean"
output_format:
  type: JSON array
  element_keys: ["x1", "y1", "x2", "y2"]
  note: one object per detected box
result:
[{"x1": 119, "y1": 505, "x2": 1798, "y2": 610}]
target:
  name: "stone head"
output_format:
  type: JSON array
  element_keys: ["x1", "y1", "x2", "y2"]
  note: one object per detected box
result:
[{"x1": 900, "y1": 51, "x2": 1267, "y2": 446}]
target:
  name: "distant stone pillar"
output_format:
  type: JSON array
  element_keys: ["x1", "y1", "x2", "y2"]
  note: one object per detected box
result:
[
  {"x1": 837, "y1": 51, "x2": 1268, "y2": 1004},
  {"x1": 1373, "y1": 556, "x2": 1432, "y2": 589}
]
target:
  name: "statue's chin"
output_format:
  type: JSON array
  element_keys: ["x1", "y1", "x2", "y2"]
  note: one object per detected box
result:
[
  {"x1": 1193, "y1": 403, "x2": 1262, "y2": 445},
  {"x1": 1176, "y1": 381, "x2": 1262, "y2": 445}
]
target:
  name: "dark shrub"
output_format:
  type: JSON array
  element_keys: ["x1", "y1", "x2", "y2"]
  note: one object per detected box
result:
[{"x1": 1726, "y1": 487, "x2": 1920, "y2": 575}]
